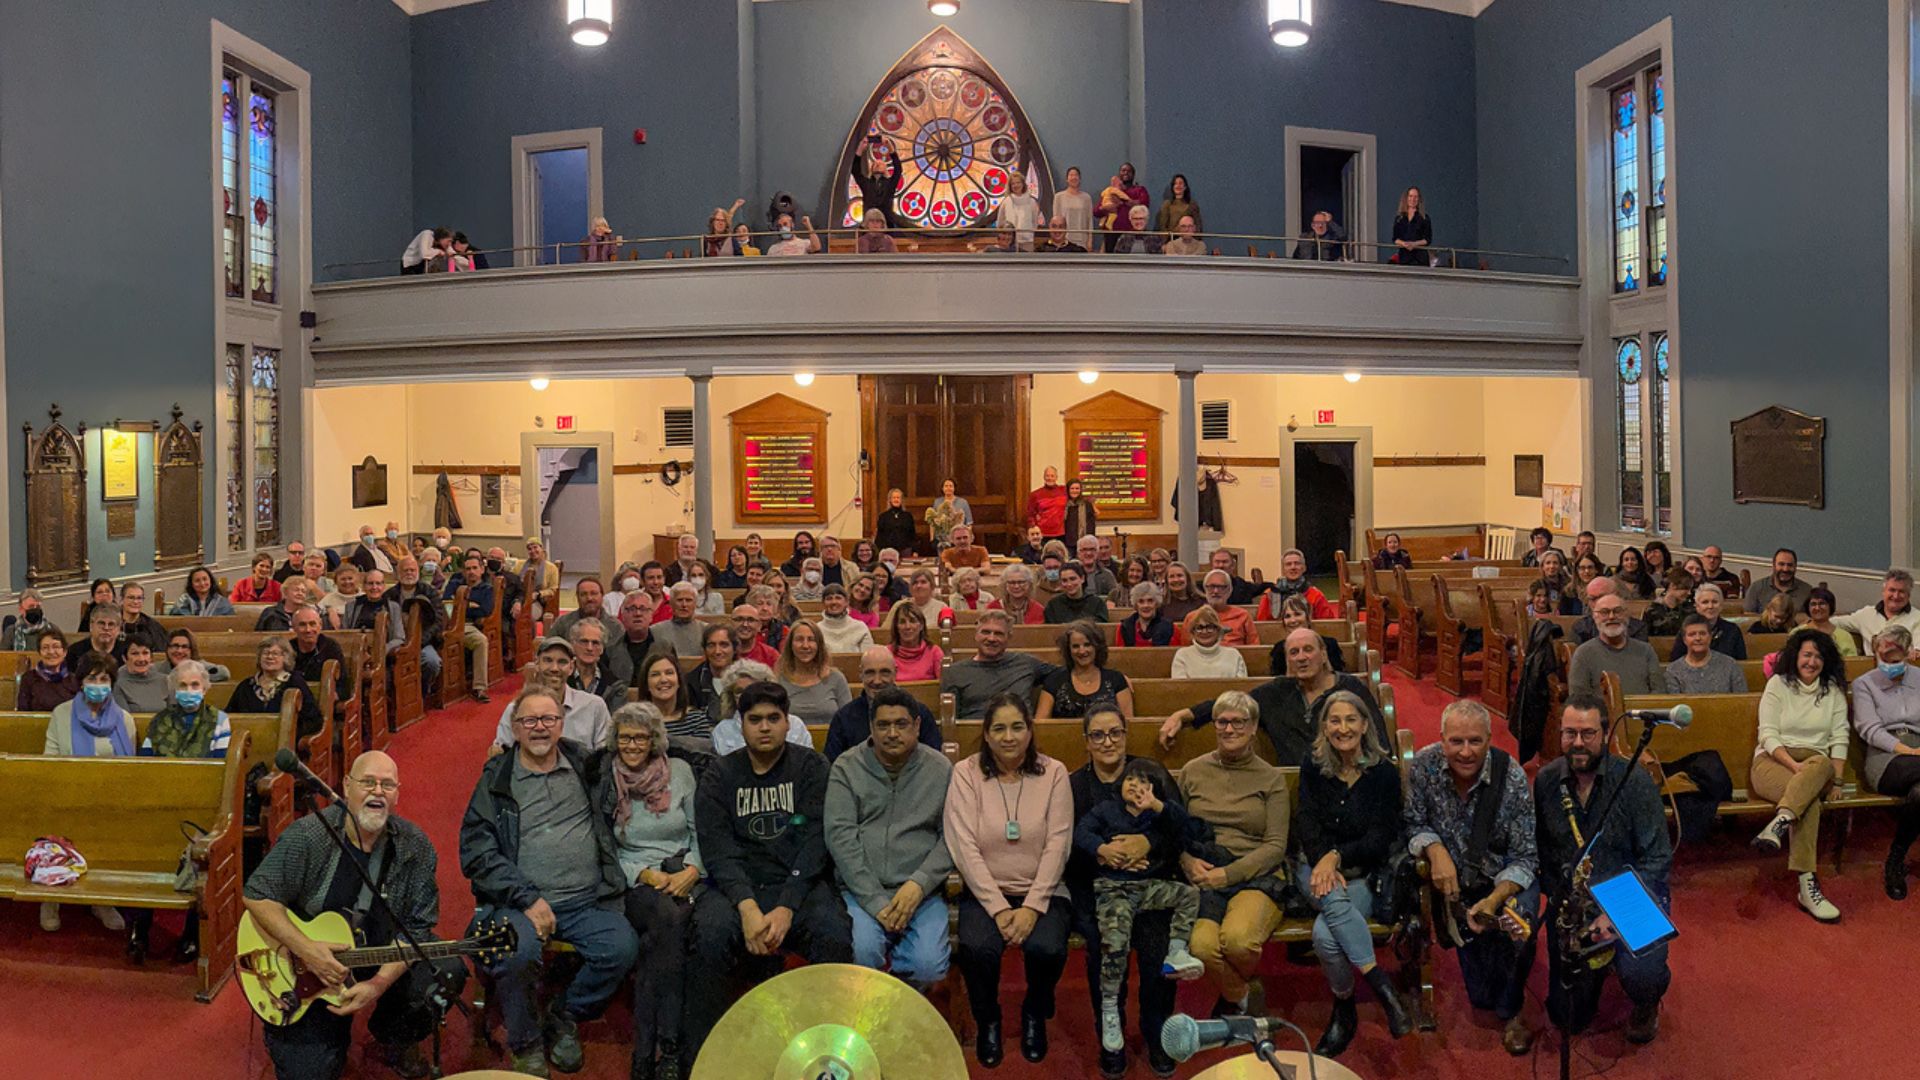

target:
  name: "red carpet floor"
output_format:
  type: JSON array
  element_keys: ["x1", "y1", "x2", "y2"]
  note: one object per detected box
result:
[{"x1": 1, "y1": 668, "x2": 1913, "y2": 1079}]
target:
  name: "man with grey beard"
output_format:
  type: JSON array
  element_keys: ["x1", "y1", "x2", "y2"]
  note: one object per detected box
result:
[{"x1": 243, "y1": 751, "x2": 465, "y2": 1079}]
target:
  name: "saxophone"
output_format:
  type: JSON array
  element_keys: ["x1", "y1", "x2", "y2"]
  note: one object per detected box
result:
[{"x1": 1557, "y1": 787, "x2": 1614, "y2": 970}]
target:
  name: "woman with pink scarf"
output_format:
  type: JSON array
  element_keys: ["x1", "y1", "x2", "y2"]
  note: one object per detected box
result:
[{"x1": 595, "y1": 702, "x2": 702, "y2": 1079}]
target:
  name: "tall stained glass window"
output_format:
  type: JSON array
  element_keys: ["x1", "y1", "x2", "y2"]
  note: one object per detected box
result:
[
  {"x1": 1648, "y1": 68, "x2": 1667, "y2": 286},
  {"x1": 222, "y1": 73, "x2": 244, "y2": 299},
  {"x1": 225, "y1": 345, "x2": 246, "y2": 551},
  {"x1": 248, "y1": 87, "x2": 278, "y2": 303},
  {"x1": 1617, "y1": 338, "x2": 1645, "y2": 529},
  {"x1": 1651, "y1": 334, "x2": 1672, "y2": 531},
  {"x1": 1611, "y1": 84, "x2": 1640, "y2": 293},
  {"x1": 251, "y1": 347, "x2": 281, "y2": 545}
]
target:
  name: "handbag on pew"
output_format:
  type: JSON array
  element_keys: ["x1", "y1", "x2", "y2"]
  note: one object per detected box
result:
[
  {"x1": 174, "y1": 820, "x2": 212, "y2": 893},
  {"x1": 1369, "y1": 847, "x2": 1422, "y2": 926}
]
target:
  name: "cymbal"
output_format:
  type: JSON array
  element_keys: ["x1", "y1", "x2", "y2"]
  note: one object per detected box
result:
[
  {"x1": 690, "y1": 963, "x2": 967, "y2": 1079},
  {"x1": 1191, "y1": 1049, "x2": 1365, "y2": 1080}
]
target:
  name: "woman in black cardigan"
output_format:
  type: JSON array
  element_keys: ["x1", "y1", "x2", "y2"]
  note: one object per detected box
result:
[
  {"x1": 225, "y1": 637, "x2": 323, "y2": 738},
  {"x1": 1294, "y1": 690, "x2": 1411, "y2": 1057}
]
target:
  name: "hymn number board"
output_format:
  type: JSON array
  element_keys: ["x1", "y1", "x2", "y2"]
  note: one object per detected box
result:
[
  {"x1": 731, "y1": 393, "x2": 831, "y2": 525},
  {"x1": 1062, "y1": 391, "x2": 1164, "y2": 522}
]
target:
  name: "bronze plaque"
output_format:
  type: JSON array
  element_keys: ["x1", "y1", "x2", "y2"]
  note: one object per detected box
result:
[
  {"x1": 154, "y1": 412, "x2": 204, "y2": 570},
  {"x1": 106, "y1": 503, "x2": 137, "y2": 539},
  {"x1": 1514, "y1": 454, "x2": 1544, "y2": 499},
  {"x1": 352, "y1": 455, "x2": 389, "y2": 509},
  {"x1": 1731, "y1": 406, "x2": 1825, "y2": 509},
  {"x1": 23, "y1": 412, "x2": 89, "y2": 585}
]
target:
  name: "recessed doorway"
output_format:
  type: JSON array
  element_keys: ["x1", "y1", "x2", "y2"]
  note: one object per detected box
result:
[{"x1": 1280, "y1": 425, "x2": 1374, "y2": 574}]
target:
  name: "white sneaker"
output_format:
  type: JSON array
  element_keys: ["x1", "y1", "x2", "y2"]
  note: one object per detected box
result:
[
  {"x1": 1162, "y1": 941, "x2": 1205, "y2": 981},
  {"x1": 1752, "y1": 810, "x2": 1793, "y2": 854},
  {"x1": 91, "y1": 906, "x2": 125, "y2": 932},
  {"x1": 1797, "y1": 872, "x2": 1840, "y2": 923},
  {"x1": 1100, "y1": 999, "x2": 1124, "y2": 1053},
  {"x1": 38, "y1": 902, "x2": 59, "y2": 932}
]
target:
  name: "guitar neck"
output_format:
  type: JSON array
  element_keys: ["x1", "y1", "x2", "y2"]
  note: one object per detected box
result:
[{"x1": 337, "y1": 939, "x2": 474, "y2": 969}]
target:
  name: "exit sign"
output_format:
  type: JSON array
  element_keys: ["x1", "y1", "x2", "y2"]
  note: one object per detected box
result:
[
  {"x1": 554, "y1": 415, "x2": 576, "y2": 432},
  {"x1": 1315, "y1": 409, "x2": 1336, "y2": 425}
]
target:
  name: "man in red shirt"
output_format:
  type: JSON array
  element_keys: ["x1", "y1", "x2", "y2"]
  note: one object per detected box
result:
[
  {"x1": 729, "y1": 604, "x2": 781, "y2": 666},
  {"x1": 1026, "y1": 465, "x2": 1067, "y2": 544},
  {"x1": 1184, "y1": 569, "x2": 1258, "y2": 646}
]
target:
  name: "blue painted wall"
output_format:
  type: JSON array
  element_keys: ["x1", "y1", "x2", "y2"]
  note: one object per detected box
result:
[
  {"x1": 410, "y1": 0, "x2": 741, "y2": 254},
  {"x1": 750, "y1": 0, "x2": 1133, "y2": 229},
  {"x1": 1476, "y1": 1, "x2": 1891, "y2": 568},
  {"x1": 0, "y1": 0, "x2": 413, "y2": 585},
  {"x1": 1143, "y1": 0, "x2": 1480, "y2": 259}
]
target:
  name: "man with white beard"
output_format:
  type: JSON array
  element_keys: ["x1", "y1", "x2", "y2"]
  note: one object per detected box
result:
[{"x1": 242, "y1": 751, "x2": 465, "y2": 1079}]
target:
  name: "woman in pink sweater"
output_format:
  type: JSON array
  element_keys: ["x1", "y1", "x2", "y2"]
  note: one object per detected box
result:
[
  {"x1": 886, "y1": 603, "x2": 945, "y2": 683},
  {"x1": 945, "y1": 692, "x2": 1074, "y2": 1067}
]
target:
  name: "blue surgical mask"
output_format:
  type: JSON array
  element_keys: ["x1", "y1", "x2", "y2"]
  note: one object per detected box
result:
[
  {"x1": 1882, "y1": 661, "x2": 1908, "y2": 680},
  {"x1": 174, "y1": 690, "x2": 205, "y2": 712},
  {"x1": 1045, "y1": 568, "x2": 1061, "y2": 582},
  {"x1": 82, "y1": 683, "x2": 112, "y2": 704},
  {"x1": 780, "y1": 226, "x2": 794, "y2": 240},
  {"x1": 421, "y1": 562, "x2": 438, "y2": 576},
  {"x1": 386, "y1": 529, "x2": 399, "y2": 540}
]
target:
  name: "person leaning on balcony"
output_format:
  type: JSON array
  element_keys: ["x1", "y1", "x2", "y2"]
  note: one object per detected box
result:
[
  {"x1": 765, "y1": 212, "x2": 821, "y2": 256},
  {"x1": 856, "y1": 208, "x2": 898, "y2": 254},
  {"x1": 1164, "y1": 216, "x2": 1207, "y2": 256}
]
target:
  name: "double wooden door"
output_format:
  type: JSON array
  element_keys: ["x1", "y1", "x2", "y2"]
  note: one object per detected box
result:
[{"x1": 861, "y1": 375, "x2": 1030, "y2": 553}]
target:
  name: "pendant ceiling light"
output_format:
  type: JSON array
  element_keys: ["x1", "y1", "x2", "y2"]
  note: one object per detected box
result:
[
  {"x1": 928, "y1": 1, "x2": 960, "y2": 17},
  {"x1": 1268, "y1": 0, "x2": 1312, "y2": 48},
  {"x1": 568, "y1": 0, "x2": 612, "y2": 47}
]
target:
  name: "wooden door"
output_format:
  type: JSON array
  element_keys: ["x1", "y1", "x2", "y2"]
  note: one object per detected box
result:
[{"x1": 862, "y1": 376, "x2": 1029, "y2": 554}]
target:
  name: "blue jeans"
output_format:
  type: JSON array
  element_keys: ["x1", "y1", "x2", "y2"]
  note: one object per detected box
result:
[
  {"x1": 1454, "y1": 881, "x2": 1540, "y2": 1020},
  {"x1": 844, "y1": 889, "x2": 950, "y2": 988},
  {"x1": 419, "y1": 644, "x2": 442, "y2": 681},
  {"x1": 1294, "y1": 863, "x2": 1376, "y2": 998},
  {"x1": 476, "y1": 898, "x2": 640, "y2": 1053}
]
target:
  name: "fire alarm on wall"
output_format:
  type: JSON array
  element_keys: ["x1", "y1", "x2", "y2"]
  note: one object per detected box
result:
[{"x1": 633, "y1": 128, "x2": 647, "y2": 145}]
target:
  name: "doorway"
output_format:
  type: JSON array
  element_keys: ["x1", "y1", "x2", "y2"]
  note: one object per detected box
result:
[
  {"x1": 860, "y1": 375, "x2": 1030, "y2": 553},
  {"x1": 1299, "y1": 145, "x2": 1357, "y2": 241},
  {"x1": 1285, "y1": 126, "x2": 1378, "y2": 260},
  {"x1": 510, "y1": 128, "x2": 603, "y2": 267},
  {"x1": 1279, "y1": 425, "x2": 1374, "y2": 574},
  {"x1": 520, "y1": 430, "x2": 615, "y2": 581}
]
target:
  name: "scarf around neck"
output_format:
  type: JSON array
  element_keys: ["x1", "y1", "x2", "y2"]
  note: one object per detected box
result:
[
  {"x1": 71, "y1": 696, "x2": 133, "y2": 757},
  {"x1": 613, "y1": 752, "x2": 674, "y2": 827},
  {"x1": 147, "y1": 703, "x2": 220, "y2": 759}
]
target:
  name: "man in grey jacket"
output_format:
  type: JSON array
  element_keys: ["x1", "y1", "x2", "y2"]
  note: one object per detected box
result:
[
  {"x1": 940, "y1": 610, "x2": 1059, "y2": 719},
  {"x1": 824, "y1": 686, "x2": 955, "y2": 989}
]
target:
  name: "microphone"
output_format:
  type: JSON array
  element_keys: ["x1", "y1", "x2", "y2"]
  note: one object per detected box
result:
[
  {"x1": 1623, "y1": 703, "x2": 1693, "y2": 730},
  {"x1": 1159, "y1": 1013, "x2": 1290, "y2": 1062},
  {"x1": 274, "y1": 747, "x2": 345, "y2": 803}
]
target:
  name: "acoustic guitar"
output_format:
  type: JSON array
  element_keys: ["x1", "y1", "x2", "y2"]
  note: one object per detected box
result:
[{"x1": 237, "y1": 909, "x2": 515, "y2": 1026}]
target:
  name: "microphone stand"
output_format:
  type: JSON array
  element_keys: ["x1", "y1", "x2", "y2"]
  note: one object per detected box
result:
[
  {"x1": 293, "y1": 772, "x2": 468, "y2": 1078},
  {"x1": 1554, "y1": 715, "x2": 1660, "y2": 1080}
]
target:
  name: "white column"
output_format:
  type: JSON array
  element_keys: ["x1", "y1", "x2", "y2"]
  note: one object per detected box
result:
[
  {"x1": 1176, "y1": 369, "x2": 1200, "y2": 567},
  {"x1": 691, "y1": 374, "x2": 714, "y2": 556}
]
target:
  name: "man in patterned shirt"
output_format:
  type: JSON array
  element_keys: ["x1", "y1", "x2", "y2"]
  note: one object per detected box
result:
[{"x1": 1404, "y1": 699, "x2": 1541, "y2": 1055}]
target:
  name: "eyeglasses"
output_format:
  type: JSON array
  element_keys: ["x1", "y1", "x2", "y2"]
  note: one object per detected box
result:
[
  {"x1": 514, "y1": 714, "x2": 562, "y2": 729},
  {"x1": 351, "y1": 777, "x2": 400, "y2": 794},
  {"x1": 1085, "y1": 730, "x2": 1126, "y2": 745},
  {"x1": 615, "y1": 732, "x2": 651, "y2": 746},
  {"x1": 1213, "y1": 716, "x2": 1255, "y2": 731}
]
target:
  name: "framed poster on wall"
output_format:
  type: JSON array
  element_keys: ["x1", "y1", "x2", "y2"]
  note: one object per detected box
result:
[
  {"x1": 101, "y1": 427, "x2": 141, "y2": 502},
  {"x1": 731, "y1": 393, "x2": 830, "y2": 525},
  {"x1": 1062, "y1": 391, "x2": 1163, "y2": 522},
  {"x1": 1542, "y1": 483, "x2": 1582, "y2": 533}
]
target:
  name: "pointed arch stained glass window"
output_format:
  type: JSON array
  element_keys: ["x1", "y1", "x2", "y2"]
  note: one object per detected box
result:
[
  {"x1": 1617, "y1": 338, "x2": 1645, "y2": 529},
  {"x1": 1612, "y1": 84, "x2": 1640, "y2": 293},
  {"x1": 1648, "y1": 68, "x2": 1668, "y2": 286},
  {"x1": 222, "y1": 73, "x2": 244, "y2": 299},
  {"x1": 251, "y1": 347, "x2": 280, "y2": 545},
  {"x1": 248, "y1": 88, "x2": 278, "y2": 303}
]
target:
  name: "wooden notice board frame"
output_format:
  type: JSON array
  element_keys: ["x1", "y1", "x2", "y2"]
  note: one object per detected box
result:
[
  {"x1": 731, "y1": 393, "x2": 830, "y2": 525},
  {"x1": 1062, "y1": 390, "x2": 1163, "y2": 522}
]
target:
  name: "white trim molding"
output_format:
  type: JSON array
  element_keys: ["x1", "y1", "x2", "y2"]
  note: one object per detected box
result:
[
  {"x1": 1278, "y1": 425, "x2": 1374, "y2": 559},
  {"x1": 1285, "y1": 126, "x2": 1379, "y2": 261},
  {"x1": 1890, "y1": 0, "x2": 1915, "y2": 566},
  {"x1": 510, "y1": 128, "x2": 605, "y2": 269}
]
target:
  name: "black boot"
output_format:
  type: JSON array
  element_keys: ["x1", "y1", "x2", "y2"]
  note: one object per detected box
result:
[
  {"x1": 975, "y1": 1019, "x2": 1003, "y2": 1069},
  {"x1": 1020, "y1": 1008, "x2": 1049, "y2": 1063},
  {"x1": 172, "y1": 909, "x2": 200, "y2": 965},
  {"x1": 1888, "y1": 853, "x2": 1910, "y2": 901},
  {"x1": 1364, "y1": 966, "x2": 1414, "y2": 1038},
  {"x1": 1315, "y1": 996, "x2": 1358, "y2": 1058},
  {"x1": 125, "y1": 916, "x2": 148, "y2": 966}
]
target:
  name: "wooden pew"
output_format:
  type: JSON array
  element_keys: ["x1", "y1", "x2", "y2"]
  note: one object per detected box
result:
[
  {"x1": 390, "y1": 607, "x2": 427, "y2": 732},
  {"x1": 482, "y1": 576, "x2": 506, "y2": 686},
  {"x1": 945, "y1": 619, "x2": 1352, "y2": 652},
  {"x1": 0, "y1": 734, "x2": 251, "y2": 1001},
  {"x1": 929, "y1": 641, "x2": 1371, "y2": 684},
  {"x1": 1598, "y1": 658, "x2": 1878, "y2": 723},
  {"x1": 435, "y1": 585, "x2": 472, "y2": 709},
  {"x1": 1432, "y1": 576, "x2": 1536, "y2": 696},
  {"x1": 1367, "y1": 525, "x2": 1484, "y2": 562}
]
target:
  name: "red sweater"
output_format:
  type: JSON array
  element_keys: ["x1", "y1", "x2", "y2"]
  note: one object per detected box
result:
[{"x1": 1026, "y1": 483, "x2": 1067, "y2": 536}]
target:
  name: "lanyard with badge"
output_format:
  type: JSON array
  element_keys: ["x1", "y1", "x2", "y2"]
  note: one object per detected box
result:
[{"x1": 997, "y1": 776, "x2": 1026, "y2": 842}]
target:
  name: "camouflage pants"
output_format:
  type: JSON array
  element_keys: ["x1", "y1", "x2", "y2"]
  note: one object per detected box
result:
[{"x1": 1093, "y1": 877, "x2": 1199, "y2": 1002}]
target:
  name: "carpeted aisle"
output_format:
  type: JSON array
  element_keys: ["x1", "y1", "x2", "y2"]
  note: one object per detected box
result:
[{"x1": 1, "y1": 668, "x2": 1915, "y2": 1079}]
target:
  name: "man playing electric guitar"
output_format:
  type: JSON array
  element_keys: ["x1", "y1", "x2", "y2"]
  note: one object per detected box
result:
[{"x1": 243, "y1": 750, "x2": 466, "y2": 1080}]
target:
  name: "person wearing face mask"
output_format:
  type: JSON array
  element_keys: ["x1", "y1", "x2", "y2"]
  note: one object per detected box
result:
[
  {"x1": 763, "y1": 211, "x2": 822, "y2": 256},
  {"x1": 2, "y1": 588, "x2": 58, "y2": 652},
  {"x1": 1852, "y1": 625, "x2": 1920, "y2": 899},
  {"x1": 350, "y1": 524, "x2": 394, "y2": 574},
  {"x1": 431, "y1": 527, "x2": 453, "y2": 554},
  {"x1": 792, "y1": 558, "x2": 827, "y2": 602},
  {"x1": 131, "y1": 659, "x2": 231, "y2": 963},
  {"x1": 40, "y1": 653, "x2": 135, "y2": 937},
  {"x1": 111, "y1": 641, "x2": 171, "y2": 713}
]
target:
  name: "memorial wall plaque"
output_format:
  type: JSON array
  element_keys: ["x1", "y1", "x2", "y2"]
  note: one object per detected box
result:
[
  {"x1": 731, "y1": 393, "x2": 830, "y2": 525},
  {"x1": 1062, "y1": 391, "x2": 1164, "y2": 522},
  {"x1": 23, "y1": 408, "x2": 88, "y2": 586},
  {"x1": 1731, "y1": 406, "x2": 1824, "y2": 509},
  {"x1": 101, "y1": 428, "x2": 140, "y2": 502},
  {"x1": 106, "y1": 503, "x2": 137, "y2": 540},
  {"x1": 154, "y1": 408, "x2": 204, "y2": 570},
  {"x1": 352, "y1": 455, "x2": 389, "y2": 509}
]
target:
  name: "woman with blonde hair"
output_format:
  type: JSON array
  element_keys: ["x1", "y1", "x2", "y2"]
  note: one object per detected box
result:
[
  {"x1": 584, "y1": 216, "x2": 621, "y2": 262},
  {"x1": 856, "y1": 207, "x2": 898, "y2": 254},
  {"x1": 1390, "y1": 186, "x2": 1432, "y2": 266},
  {"x1": 703, "y1": 198, "x2": 747, "y2": 257},
  {"x1": 775, "y1": 620, "x2": 851, "y2": 728}
]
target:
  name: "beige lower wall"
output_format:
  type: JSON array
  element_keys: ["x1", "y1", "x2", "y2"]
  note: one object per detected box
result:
[{"x1": 310, "y1": 372, "x2": 1578, "y2": 571}]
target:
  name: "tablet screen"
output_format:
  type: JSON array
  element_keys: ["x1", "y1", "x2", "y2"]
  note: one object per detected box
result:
[{"x1": 1589, "y1": 869, "x2": 1677, "y2": 954}]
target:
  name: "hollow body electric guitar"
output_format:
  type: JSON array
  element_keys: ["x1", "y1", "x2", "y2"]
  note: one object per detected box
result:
[{"x1": 238, "y1": 910, "x2": 515, "y2": 1026}]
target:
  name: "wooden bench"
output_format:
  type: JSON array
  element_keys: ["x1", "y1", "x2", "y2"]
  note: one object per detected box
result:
[
  {"x1": 0, "y1": 735, "x2": 251, "y2": 1001},
  {"x1": 1607, "y1": 679, "x2": 1898, "y2": 863},
  {"x1": 1598, "y1": 657, "x2": 1877, "y2": 719},
  {"x1": 944, "y1": 618, "x2": 1352, "y2": 652},
  {"x1": 933, "y1": 641, "x2": 1370, "y2": 683},
  {"x1": 1432, "y1": 575, "x2": 1537, "y2": 696},
  {"x1": 481, "y1": 577, "x2": 506, "y2": 686},
  {"x1": 435, "y1": 585, "x2": 472, "y2": 709},
  {"x1": 1366, "y1": 525, "x2": 1485, "y2": 562},
  {"x1": 390, "y1": 606, "x2": 427, "y2": 732}
]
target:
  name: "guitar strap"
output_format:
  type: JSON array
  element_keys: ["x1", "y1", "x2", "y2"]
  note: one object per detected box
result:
[{"x1": 348, "y1": 837, "x2": 391, "y2": 935}]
